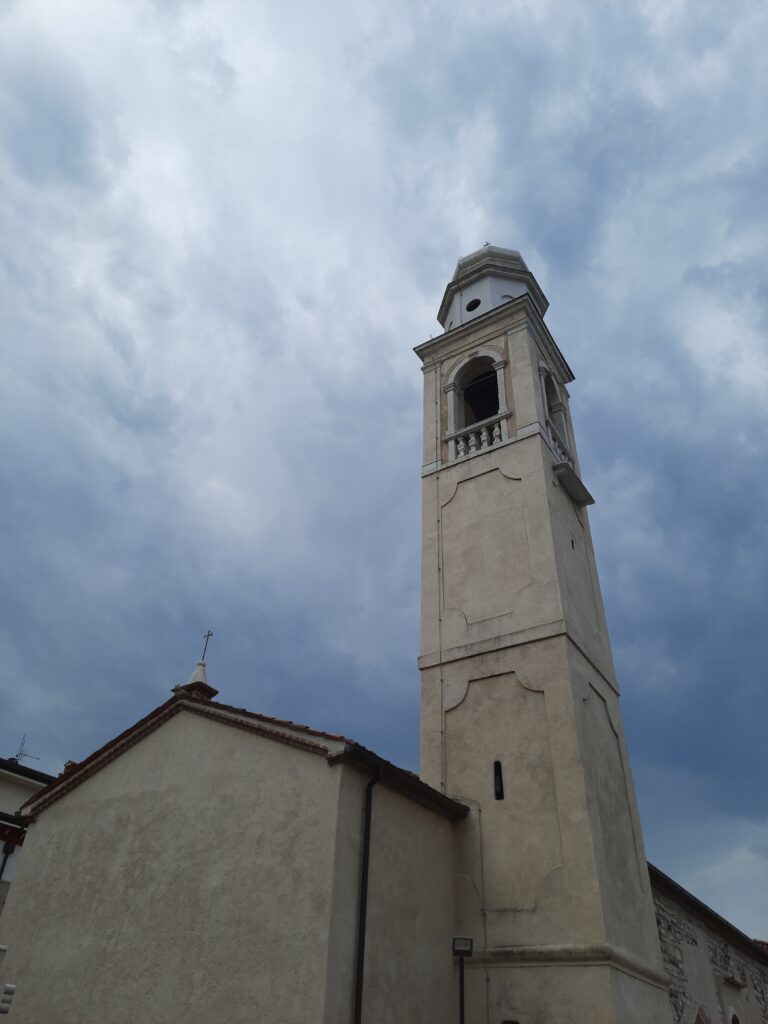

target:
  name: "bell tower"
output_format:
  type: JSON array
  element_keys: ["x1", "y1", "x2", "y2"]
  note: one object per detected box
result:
[{"x1": 416, "y1": 247, "x2": 672, "y2": 1023}]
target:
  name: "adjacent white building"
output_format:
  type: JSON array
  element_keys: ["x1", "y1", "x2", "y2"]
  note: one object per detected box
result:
[{"x1": 0, "y1": 756, "x2": 53, "y2": 920}]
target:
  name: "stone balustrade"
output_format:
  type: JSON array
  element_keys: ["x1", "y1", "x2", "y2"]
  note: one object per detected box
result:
[
  {"x1": 445, "y1": 412, "x2": 510, "y2": 460},
  {"x1": 546, "y1": 419, "x2": 574, "y2": 467},
  {"x1": 445, "y1": 414, "x2": 575, "y2": 465}
]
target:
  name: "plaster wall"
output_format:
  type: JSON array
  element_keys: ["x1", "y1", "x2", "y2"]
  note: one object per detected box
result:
[
  {"x1": 505, "y1": 313, "x2": 545, "y2": 429},
  {"x1": 547, "y1": 442, "x2": 615, "y2": 678},
  {"x1": 444, "y1": 637, "x2": 610, "y2": 950},
  {"x1": 0, "y1": 709, "x2": 342, "y2": 1024},
  {"x1": 322, "y1": 764, "x2": 365, "y2": 1024},
  {"x1": 357, "y1": 782, "x2": 455, "y2": 1024},
  {"x1": 516, "y1": 319, "x2": 614, "y2": 677},
  {"x1": 569, "y1": 640, "x2": 662, "y2": 968},
  {"x1": 435, "y1": 623, "x2": 672, "y2": 1021},
  {"x1": 0, "y1": 773, "x2": 40, "y2": 813},
  {"x1": 419, "y1": 427, "x2": 564, "y2": 669}
]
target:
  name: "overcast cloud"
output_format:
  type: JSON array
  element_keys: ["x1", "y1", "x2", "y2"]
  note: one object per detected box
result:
[{"x1": 1, "y1": 0, "x2": 766, "y2": 937}]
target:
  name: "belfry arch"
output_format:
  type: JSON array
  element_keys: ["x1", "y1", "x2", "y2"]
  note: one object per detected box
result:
[
  {"x1": 444, "y1": 349, "x2": 510, "y2": 459},
  {"x1": 457, "y1": 356, "x2": 499, "y2": 427}
]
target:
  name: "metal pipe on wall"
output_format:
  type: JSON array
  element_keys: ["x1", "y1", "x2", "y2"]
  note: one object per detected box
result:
[{"x1": 353, "y1": 773, "x2": 378, "y2": 1024}]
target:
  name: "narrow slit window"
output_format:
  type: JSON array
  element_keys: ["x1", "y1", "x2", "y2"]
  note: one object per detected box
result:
[{"x1": 493, "y1": 761, "x2": 504, "y2": 800}]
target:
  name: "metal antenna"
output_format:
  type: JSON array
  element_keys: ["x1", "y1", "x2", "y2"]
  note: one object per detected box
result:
[
  {"x1": 15, "y1": 734, "x2": 40, "y2": 763},
  {"x1": 201, "y1": 630, "x2": 214, "y2": 661}
]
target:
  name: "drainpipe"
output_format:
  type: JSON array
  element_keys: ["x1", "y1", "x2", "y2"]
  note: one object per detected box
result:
[{"x1": 353, "y1": 773, "x2": 378, "y2": 1024}]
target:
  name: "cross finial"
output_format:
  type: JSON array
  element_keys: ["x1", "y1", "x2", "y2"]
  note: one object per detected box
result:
[{"x1": 201, "y1": 630, "x2": 213, "y2": 661}]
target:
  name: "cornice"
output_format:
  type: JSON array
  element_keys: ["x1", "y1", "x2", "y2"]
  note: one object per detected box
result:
[
  {"x1": 473, "y1": 942, "x2": 669, "y2": 990},
  {"x1": 415, "y1": 294, "x2": 574, "y2": 385}
]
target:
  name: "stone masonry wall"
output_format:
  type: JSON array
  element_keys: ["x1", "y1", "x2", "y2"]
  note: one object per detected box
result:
[{"x1": 653, "y1": 886, "x2": 768, "y2": 1024}]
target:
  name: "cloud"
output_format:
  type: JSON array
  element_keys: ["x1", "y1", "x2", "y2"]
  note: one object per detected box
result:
[
  {"x1": 641, "y1": 759, "x2": 768, "y2": 938},
  {"x1": 0, "y1": 46, "x2": 104, "y2": 188},
  {"x1": 0, "y1": 0, "x2": 766, "y2": 936}
]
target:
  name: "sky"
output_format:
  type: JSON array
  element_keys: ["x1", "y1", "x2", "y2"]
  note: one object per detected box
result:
[{"x1": 1, "y1": 0, "x2": 766, "y2": 938}]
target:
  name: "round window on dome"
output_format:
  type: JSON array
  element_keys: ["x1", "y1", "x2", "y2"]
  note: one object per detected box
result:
[{"x1": 466, "y1": 298, "x2": 481, "y2": 312}]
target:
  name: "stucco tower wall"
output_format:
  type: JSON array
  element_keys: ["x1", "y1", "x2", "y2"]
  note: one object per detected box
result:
[{"x1": 416, "y1": 279, "x2": 673, "y2": 1022}]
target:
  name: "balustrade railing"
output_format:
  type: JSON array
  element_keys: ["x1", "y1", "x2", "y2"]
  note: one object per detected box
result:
[
  {"x1": 546, "y1": 419, "x2": 574, "y2": 467},
  {"x1": 444, "y1": 413, "x2": 573, "y2": 466},
  {"x1": 445, "y1": 412, "x2": 510, "y2": 461}
]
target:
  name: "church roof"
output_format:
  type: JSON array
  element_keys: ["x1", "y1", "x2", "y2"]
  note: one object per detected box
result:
[
  {"x1": 20, "y1": 691, "x2": 467, "y2": 823},
  {"x1": 209, "y1": 697, "x2": 355, "y2": 744}
]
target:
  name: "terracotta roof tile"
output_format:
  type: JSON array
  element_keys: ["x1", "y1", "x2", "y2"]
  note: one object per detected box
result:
[{"x1": 206, "y1": 699, "x2": 354, "y2": 744}]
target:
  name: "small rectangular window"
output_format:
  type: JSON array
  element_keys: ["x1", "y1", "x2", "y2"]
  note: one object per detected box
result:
[{"x1": 493, "y1": 760, "x2": 504, "y2": 800}]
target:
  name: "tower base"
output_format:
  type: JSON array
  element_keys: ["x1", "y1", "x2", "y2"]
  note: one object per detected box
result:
[{"x1": 464, "y1": 950, "x2": 672, "y2": 1024}]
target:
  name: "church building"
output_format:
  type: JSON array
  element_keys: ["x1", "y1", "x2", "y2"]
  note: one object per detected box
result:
[{"x1": 0, "y1": 247, "x2": 765, "y2": 1023}]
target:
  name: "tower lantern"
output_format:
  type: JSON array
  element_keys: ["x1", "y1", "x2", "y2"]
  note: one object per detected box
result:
[{"x1": 437, "y1": 245, "x2": 549, "y2": 332}]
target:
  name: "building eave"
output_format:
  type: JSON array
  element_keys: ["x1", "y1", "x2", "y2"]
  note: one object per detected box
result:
[
  {"x1": 19, "y1": 698, "x2": 466, "y2": 826},
  {"x1": 21, "y1": 696, "x2": 340, "y2": 821},
  {"x1": 329, "y1": 743, "x2": 469, "y2": 821},
  {"x1": 204, "y1": 699, "x2": 354, "y2": 745}
]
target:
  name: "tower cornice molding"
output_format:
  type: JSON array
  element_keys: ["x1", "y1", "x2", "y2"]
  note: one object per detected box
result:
[
  {"x1": 418, "y1": 620, "x2": 620, "y2": 695},
  {"x1": 415, "y1": 293, "x2": 574, "y2": 386},
  {"x1": 470, "y1": 942, "x2": 670, "y2": 990}
]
